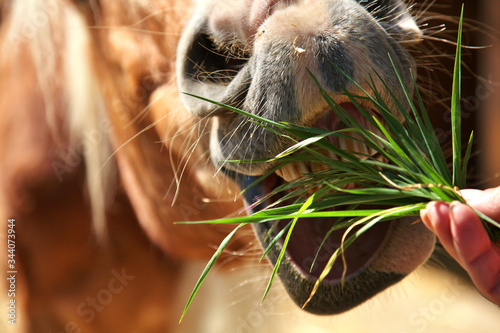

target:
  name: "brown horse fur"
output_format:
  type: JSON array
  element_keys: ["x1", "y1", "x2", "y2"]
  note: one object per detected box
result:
[{"x1": 0, "y1": 1, "x2": 254, "y2": 331}]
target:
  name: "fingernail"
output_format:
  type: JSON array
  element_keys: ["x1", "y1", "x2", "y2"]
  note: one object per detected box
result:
[
  {"x1": 420, "y1": 202, "x2": 437, "y2": 229},
  {"x1": 420, "y1": 207, "x2": 429, "y2": 221},
  {"x1": 448, "y1": 201, "x2": 465, "y2": 222},
  {"x1": 423, "y1": 201, "x2": 451, "y2": 230}
]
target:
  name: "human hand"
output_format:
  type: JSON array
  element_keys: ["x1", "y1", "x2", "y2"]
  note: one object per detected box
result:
[{"x1": 420, "y1": 187, "x2": 500, "y2": 306}]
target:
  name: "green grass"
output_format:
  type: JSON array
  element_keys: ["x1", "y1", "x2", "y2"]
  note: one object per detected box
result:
[{"x1": 178, "y1": 7, "x2": 500, "y2": 321}]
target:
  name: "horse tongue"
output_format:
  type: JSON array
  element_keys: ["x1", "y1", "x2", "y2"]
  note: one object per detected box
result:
[{"x1": 281, "y1": 217, "x2": 391, "y2": 282}]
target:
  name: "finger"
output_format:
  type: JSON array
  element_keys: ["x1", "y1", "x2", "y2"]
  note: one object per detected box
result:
[
  {"x1": 450, "y1": 203, "x2": 500, "y2": 304},
  {"x1": 459, "y1": 189, "x2": 483, "y2": 202},
  {"x1": 461, "y1": 187, "x2": 500, "y2": 221},
  {"x1": 420, "y1": 201, "x2": 458, "y2": 261},
  {"x1": 419, "y1": 202, "x2": 434, "y2": 231}
]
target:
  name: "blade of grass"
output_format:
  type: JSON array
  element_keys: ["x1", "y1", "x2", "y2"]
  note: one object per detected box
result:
[
  {"x1": 261, "y1": 221, "x2": 292, "y2": 260},
  {"x1": 451, "y1": 5, "x2": 464, "y2": 188},
  {"x1": 179, "y1": 223, "x2": 246, "y2": 322},
  {"x1": 183, "y1": 93, "x2": 286, "y2": 129},
  {"x1": 410, "y1": 72, "x2": 451, "y2": 181},
  {"x1": 460, "y1": 131, "x2": 474, "y2": 184},
  {"x1": 261, "y1": 194, "x2": 316, "y2": 303}
]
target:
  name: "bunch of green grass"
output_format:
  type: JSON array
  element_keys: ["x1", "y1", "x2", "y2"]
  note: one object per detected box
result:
[{"x1": 179, "y1": 9, "x2": 500, "y2": 321}]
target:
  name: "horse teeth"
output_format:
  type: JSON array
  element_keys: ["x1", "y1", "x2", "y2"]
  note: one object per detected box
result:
[
  {"x1": 337, "y1": 137, "x2": 348, "y2": 153},
  {"x1": 275, "y1": 121, "x2": 387, "y2": 182},
  {"x1": 298, "y1": 161, "x2": 310, "y2": 174},
  {"x1": 276, "y1": 161, "x2": 309, "y2": 182},
  {"x1": 355, "y1": 140, "x2": 371, "y2": 159},
  {"x1": 275, "y1": 166, "x2": 289, "y2": 182},
  {"x1": 368, "y1": 146, "x2": 380, "y2": 158},
  {"x1": 366, "y1": 121, "x2": 383, "y2": 137},
  {"x1": 327, "y1": 150, "x2": 338, "y2": 160},
  {"x1": 310, "y1": 162, "x2": 326, "y2": 172}
]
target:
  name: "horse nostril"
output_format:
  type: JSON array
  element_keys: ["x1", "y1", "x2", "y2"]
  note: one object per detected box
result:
[
  {"x1": 177, "y1": 28, "x2": 251, "y2": 118},
  {"x1": 182, "y1": 33, "x2": 248, "y2": 86}
]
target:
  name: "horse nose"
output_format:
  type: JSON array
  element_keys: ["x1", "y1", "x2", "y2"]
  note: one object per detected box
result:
[
  {"x1": 247, "y1": 0, "x2": 289, "y2": 37},
  {"x1": 211, "y1": 0, "x2": 291, "y2": 41}
]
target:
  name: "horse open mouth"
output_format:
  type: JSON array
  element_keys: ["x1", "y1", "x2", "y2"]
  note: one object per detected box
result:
[{"x1": 232, "y1": 102, "x2": 404, "y2": 314}]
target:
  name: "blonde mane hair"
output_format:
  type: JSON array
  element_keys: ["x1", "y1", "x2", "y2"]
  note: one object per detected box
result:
[
  {"x1": 2, "y1": 0, "x2": 202, "y2": 241},
  {"x1": 3, "y1": 0, "x2": 119, "y2": 238}
]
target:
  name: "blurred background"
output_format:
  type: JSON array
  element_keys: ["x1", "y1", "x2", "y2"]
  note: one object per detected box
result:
[{"x1": 420, "y1": 0, "x2": 500, "y2": 190}]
